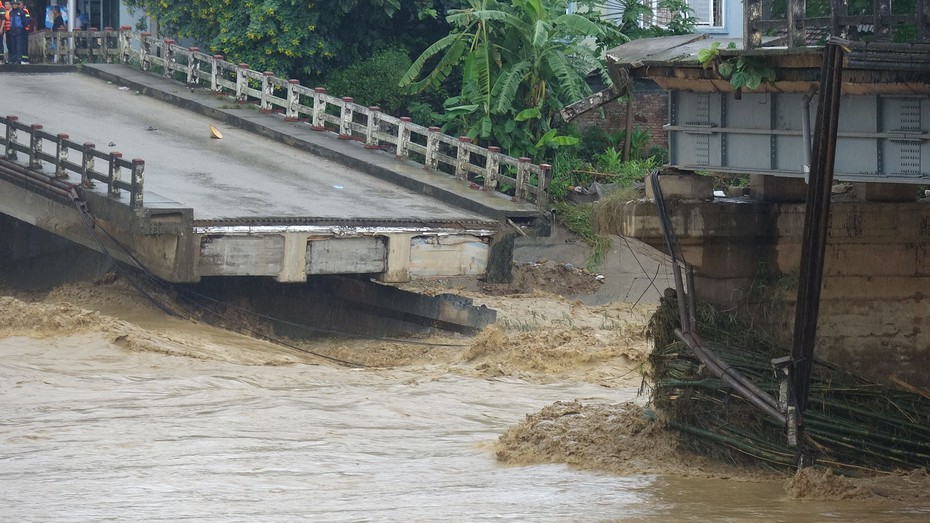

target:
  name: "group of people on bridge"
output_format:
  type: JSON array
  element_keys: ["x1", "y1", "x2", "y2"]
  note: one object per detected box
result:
[{"x1": 0, "y1": 1, "x2": 88, "y2": 64}]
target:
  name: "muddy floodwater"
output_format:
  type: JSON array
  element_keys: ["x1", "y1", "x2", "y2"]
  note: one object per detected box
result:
[{"x1": 2, "y1": 332, "x2": 928, "y2": 521}]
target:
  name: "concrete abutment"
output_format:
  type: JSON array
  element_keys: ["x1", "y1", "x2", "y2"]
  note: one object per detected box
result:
[{"x1": 611, "y1": 177, "x2": 930, "y2": 388}]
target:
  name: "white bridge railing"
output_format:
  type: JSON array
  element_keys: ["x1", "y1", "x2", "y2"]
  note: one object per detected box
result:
[
  {"x1": 1, "y1": 115, "x2": 145, "y2": 207},
  {"x1": 29, "y1": 28, "x2": 551, "y2": 209}
]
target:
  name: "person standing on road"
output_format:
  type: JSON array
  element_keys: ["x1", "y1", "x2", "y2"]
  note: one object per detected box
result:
[
  {"x1": 1, "y1": 1, "x2": 11, "y2": 64},
  {"x1": 5, "y1": 0, "x2": 28, "y2": 64}
]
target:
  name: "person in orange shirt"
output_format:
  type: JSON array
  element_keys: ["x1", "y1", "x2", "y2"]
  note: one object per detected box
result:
[{"x1": 1, "y1": 1, "x2": 11, "y2": 64}]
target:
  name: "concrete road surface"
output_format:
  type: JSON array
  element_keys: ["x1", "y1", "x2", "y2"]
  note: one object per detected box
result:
[{"x1": 1, "y1": 73, "x2": 494, "y2": 224}]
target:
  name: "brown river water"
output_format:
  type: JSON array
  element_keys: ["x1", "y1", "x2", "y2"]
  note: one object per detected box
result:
[{"x1": 3, "y1": 282, "x2": 930, "y2": 522}]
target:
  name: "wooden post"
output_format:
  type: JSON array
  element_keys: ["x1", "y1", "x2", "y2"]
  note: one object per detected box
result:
[
  {"x1": 55, "y1": 133, "x2": 69, "y2": 178},
  {"x1": 285, "y1": 79, "x2": 300, "y2": 122},
  {"x1": 744, "y1": 0, "x2": 763, "y2": 49},
  {"x1": 311, "y1": 88, "x2": 327, "y2": 131},
  {"x1": 484, "y1": 146, "x2": 500, "y2": 190},
  {"x1": 131, "y1": 159, "x2": 145, "y2": 208},
  {"x1": 29, "y1": 124, "x2": 42, "y2": 170},
  {"x1": 81, "y1": 142, "x2": 95, "y2": 188},
  {"x1": 788, "y1": 0, "x2": 807, "y2": 48},
  {"x1": 339, "y1": 97, "x2": 354, "y2": 139},
  {"x1": 456, "y1": 136, "x2": 471, "y2": 180},
  {"x1": 108, "y1": 151, "x2": 123, "y2": 198},
  {"x1": 397, "y1": 117, "x2": 411, "y2": 159},
  {"x1": 5, "y1": 115, "x2": 18, "y2": 160}
]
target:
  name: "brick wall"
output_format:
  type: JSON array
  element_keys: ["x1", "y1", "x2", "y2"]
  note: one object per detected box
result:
[{"x1": 572, "y1": 80, "x2": 669, "y2": 151}]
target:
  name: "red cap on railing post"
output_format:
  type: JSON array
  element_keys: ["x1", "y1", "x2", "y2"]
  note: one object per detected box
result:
[
  {"x1": 140, "y1": 32, "x2": 151, "y2": 38},
  {"x1": 7, "y1": 115, "x2": 17, "y2": 121},
  {"x1": 428, "y1": 126, "x2": 441, "y2": 132},
  {"x1": 289, "y1": 79, "x2": 300, "y2": 85},
  {"x1": 342, "y1": 97, "x2": 353, "y2": 103},
  {"x1": 213, "y1": 55, "x2": 224, "y2": 61},
  {"x1": 58, "y1": 133, "x2": 69, "y2": 140},
  {"x1": 31, "y1": 124, "x2": 42, "y2": 130},
  {"x1": 400, "y1": 116, "x2": 412, "y2": 123},
  {"x1": 104, "y1": 27, "x2": 113, "y2": 31},
  {"x1": 459, "y1": 136, "x2": 471, "y2": 143},
  {"x1": 263, "y1": 71, "x2": 274, "y2": 77},
  {"x1": 189, "y1": 47, "x2": 200, "y2": 53},
  {"x1": 163, "y1": 39, "x2": 176, "y2": 45},
  {"x1": 488, "y1": 146, "x2": 500, "y2": 153},
  {"x1": 369, "y1": 106, "x2": 381, "y2": 112},
  {"x1": 238, "y1": 63, "x2": 249, "y2": 69},
  {"x1": 315, "y1": 87, "x2": 326, "y2": 93}
]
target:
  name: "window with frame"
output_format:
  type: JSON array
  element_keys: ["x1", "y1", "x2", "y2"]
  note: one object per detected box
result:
[{"x1": 601, "y1": 0, "x2": 725, "y2": 31}]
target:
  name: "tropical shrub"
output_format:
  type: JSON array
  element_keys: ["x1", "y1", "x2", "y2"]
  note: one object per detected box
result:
[{"x1": 400, "y1": 0, "x2": 627, "y2": 160}]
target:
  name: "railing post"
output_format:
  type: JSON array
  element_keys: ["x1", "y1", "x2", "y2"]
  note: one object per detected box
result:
[
  {"x1": 81, "y1": 142, "x2": 95, "y2": 188},
  {"x1": 210, "y1": 55, "x2": 223, "y2": 93},
  {"x1": 55, "y1": 133, "x2": 69, "y2": 178},
  {"x1": 285, "y1": 79, "x2": 301, "y2": 121},
  {"x1": 537, "y1": 163, "x2": 552, "y2": 209},
  {"x1": 131, "y1": 159, "x2": 145, "y2": 209},
  {"x1": 118, "y1": 26, "x2": 132, "y2": 64},
  {"x1": 339, "y1": 97, "x2": 354, "y2": 140},
  {"x1": 108, "y1": 151, "x2": 123, "y2": 198},
  {"x1": 260, "y1": 72, "x2": 274, "y2": 113},
  {"x1": 236, "y1": 63, "x2": 249, "y2": 103},
  {"x1": 102, "y1": 27, "x2": 114, "y2": 63},
  {"x1": 516, "y1": 157, "x2": 531, "y2": 202},
  {"x1": 425, "y1": 126, "x2": 441, "y2": 170},
  {"x1": 311, "y1": 87, "x2": 327, "y2": 131},
  {"x1": 485, "y1": 146, "x2": 501, "y2": 190},
  {"x1": 163, "y1": 39, "x2": 176, "y2": 79},
  {"x1": 29, "y1": 124, "x2": 42, "y2": 170},
  {"x1": 455, "y1": 136, "x2": 471, "y2": 180},
  {"x1": 5, "y1": 115, "x2": 18, "y2": 160},
  {"x1": 365, "y1": 107, "x2": 381, "y2": 149},
  {"x1": 397, "y1": 117, "x2": 412, "y2": 159},
  {"x1": 140, "y1": 32, "x2": 151, "y2": 71},
  {"x1": 187, "y1": 47, "x2": 200, "y2": 84}
]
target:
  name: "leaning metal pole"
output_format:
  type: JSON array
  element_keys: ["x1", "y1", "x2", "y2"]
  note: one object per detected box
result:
[{"x1": 790, "y1": 39, "x2": 847, "y2": 466}]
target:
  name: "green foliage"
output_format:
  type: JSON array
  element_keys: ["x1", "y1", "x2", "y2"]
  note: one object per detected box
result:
[
  {"x1": 699, "y1": 42, "x2": 776, "y2": 91},
  {"x1": 124, "y1": 0, "x2": 467, "y2": 83},
  {"x1": 618, "y1": 0, "x2": 697, "y2": 38},
  {"x1": 324, "y1": 48, "x2": 437, "y2": 115},
  {"x1": 400, "y1": 0, "x2": 627, "y2": 160}
]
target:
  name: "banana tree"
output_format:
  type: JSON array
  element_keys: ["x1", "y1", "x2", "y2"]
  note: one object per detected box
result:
[{"x1": 400, "y1": 0, "x2": 626, "y2": 159}]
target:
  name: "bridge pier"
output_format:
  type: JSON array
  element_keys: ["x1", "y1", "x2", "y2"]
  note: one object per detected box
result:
[{"x1": 613, "y1": 193, "x2": 930, "y2": 388}]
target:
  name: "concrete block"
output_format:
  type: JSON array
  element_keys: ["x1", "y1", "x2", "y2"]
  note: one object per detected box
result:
[
  {"x1": 749, "y1": 174, "x2": 808, "y2": 202},
  {"x1": 852, "y1": 182, "x2": 918, "y2": 202},
  {"x1": 645, "y1": 173, "x2": 713, "y2": 201}
]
